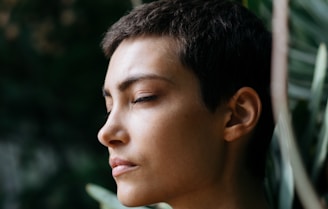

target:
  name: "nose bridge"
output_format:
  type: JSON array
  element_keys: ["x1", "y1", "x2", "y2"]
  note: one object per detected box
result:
[{"x1": 98, "y1": 106, "x2": 128, "y2": 147}]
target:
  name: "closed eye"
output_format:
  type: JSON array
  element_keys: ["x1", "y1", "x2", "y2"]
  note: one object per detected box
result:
[{"x1": 132, "y1": 95, "x2": 157, "y2": 104}]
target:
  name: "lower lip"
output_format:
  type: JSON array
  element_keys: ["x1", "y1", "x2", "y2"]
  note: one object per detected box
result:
[{"x1": 112, "y1": 165, "x2": 138, "y2": 177}]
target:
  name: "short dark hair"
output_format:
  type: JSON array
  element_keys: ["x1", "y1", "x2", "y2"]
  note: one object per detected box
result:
[{"x1": 102, "y1": 0, "x2": 274, "y2": 179}]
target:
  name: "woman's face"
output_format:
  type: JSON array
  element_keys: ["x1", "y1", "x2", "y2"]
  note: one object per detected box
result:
[{"x1": 98, "y1": 37, "x2": 228, "y2": 207}]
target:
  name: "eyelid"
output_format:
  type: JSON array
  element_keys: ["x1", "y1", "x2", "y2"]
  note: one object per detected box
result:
[
  {"x1": 132, "y1": 95, "x2": 158, "y2": 104},
  {"x1": 104, "y1": 94, "x2": 157, "y2": 116}
]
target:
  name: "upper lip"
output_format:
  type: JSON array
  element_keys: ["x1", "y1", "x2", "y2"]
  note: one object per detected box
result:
[{"x1": 110, "y1": 157, "x2": 136, "y2": 169}]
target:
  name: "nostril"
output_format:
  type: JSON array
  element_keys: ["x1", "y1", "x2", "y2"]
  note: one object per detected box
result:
[
  {"x1": 109, "y1": 140, "x2": 123, "y2": 146},
  {"x1": 97, "y1": 124, "x2": 129, "y2": 147}
]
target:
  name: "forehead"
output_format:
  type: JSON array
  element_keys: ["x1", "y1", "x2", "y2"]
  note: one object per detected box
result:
[{"x1": 105, "y1": 36, "x2": 187, "y2": 87}]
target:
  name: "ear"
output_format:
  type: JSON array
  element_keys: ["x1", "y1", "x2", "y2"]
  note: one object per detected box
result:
[{"x1": 223, "y1": 87, "x2": 262, "y2": 142}]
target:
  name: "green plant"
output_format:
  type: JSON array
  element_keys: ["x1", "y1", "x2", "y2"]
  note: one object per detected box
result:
[
  {"x1": 254, "y1": 0, "x2": 328, "y2": 208},
  {"x1": 266, "y1": 43, "x2": 327, "y2": 209}
]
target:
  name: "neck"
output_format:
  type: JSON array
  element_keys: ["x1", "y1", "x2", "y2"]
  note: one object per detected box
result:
[
  {"x1": 221, "y1": 169, "x2": 270, "y2": 209},
  {"x1": 167, "y1": 171, "x2": 270, "y2": 209},
  {"x1": 167, "y1": 140, "x2": 270, "y2": 209}
]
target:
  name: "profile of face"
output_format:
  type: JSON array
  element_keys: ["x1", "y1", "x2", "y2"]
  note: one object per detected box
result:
[{"x1": 97, "y1": 36, "x2": 232, "y2": 206}]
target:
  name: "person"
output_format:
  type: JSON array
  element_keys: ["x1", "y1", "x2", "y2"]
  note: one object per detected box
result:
[{"x1": 97, "y1": 0, "x2": 274, "y2": 208}]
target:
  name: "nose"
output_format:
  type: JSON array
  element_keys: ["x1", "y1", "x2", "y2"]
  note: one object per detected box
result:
[{"x1": 97, "y1": 111, "x2": 129, "y2": 148}]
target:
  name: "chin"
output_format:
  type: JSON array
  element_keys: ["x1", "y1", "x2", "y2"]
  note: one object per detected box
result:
[
  {"x1": 117, "y1": 184, "x2": 160, "y2": 207},
  {"x1": 117, "y1": 186, "x2": 146, "y2": 207},
  {"x1": 118, "y1": 193, "x2": 151, "y2": 207}
]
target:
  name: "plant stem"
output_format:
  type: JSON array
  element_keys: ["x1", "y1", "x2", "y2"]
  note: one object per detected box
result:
[{"x1": 271, "y1": 0, "x2": 324, "y2": 208}]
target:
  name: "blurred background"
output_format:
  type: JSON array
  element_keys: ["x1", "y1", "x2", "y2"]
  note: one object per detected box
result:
[
  {"x1": 1, "y1": 0, "x2": 328, "y2": 209},
  {"x1": 0, "y1": 0, "x2": 146, "y2": 208}
]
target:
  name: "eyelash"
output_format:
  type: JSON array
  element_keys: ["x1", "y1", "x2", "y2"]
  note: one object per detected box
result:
[
  {"x1": 104, "y1": 95, "x2": 157, "y2": 118},
  {"x1": 132, "y1": 95, "x2": 157, "y2": 104}
]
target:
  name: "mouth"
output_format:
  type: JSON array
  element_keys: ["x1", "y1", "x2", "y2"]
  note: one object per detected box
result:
[{"x1": 110, "y1": 158, "x2": 138, "y2": 177}]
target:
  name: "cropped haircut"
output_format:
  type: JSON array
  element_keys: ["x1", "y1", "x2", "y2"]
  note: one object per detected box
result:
[{"x1": 102, "y1": 0, "x2": 274, "y2": 179}]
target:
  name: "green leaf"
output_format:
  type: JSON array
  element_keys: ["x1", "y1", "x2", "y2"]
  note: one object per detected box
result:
[
  {"x1": 309, "y1": 43, "x2": 327, "y2": 110},
  {"x1": 275, "y1": 127, "x2": 294, "y2": 209},
  {"x1": 279, "y1": 162, "x2": 294, "y2": 209},
  {"x1": 312, "y1": 98, "x2": 328, "y2": 182},
  {"x1": 300, "y1": 44, "x2": 327, "y2": 160},
  {"x1": 155, "y1": 203, "x2": 173, "y2": 209},
  {"x1": 310, "y1": 43, "x2": 328, "y2": 181}
]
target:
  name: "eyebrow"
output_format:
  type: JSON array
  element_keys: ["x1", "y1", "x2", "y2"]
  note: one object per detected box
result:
[{"x1": 102, "y1": 74, "x2": 174, "y2": 97}]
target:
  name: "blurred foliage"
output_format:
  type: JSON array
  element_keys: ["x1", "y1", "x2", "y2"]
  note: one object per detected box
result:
[
  {"x1": 0, "y1": 0, "x2": 135, "y2": 208},
  {"x1": 254, "y1": 0, "x2": 328, "y2": 209},
  {"x1": 265, "y1": 43, "x2": 327, "y2": 209}
]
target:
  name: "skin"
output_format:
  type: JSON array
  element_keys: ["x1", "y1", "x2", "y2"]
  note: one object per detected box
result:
[{"x1": 98, "y1": 36, "x2": 269, "y2": 209}]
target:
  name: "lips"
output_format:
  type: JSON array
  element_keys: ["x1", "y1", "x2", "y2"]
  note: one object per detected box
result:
[{"x1": 110, "y1": 158, "x2": 138, "y2": 177}]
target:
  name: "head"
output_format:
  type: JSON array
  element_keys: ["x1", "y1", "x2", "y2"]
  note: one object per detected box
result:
[
  {"x1": 99, "y1": 0, "x2": 273, "y2": 207},
  {"x1": 102, "y1": 0, "x2": 273, "y2": 177}
]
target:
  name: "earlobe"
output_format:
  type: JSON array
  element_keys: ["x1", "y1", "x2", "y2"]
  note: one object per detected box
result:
[{"x1": 224, "y1": 87, "x2": 262, "y2": 142}]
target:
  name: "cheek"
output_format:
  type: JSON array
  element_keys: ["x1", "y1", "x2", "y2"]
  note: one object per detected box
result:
[
  {"x1": 129, "y1": 106, "x2": 194, "y2": 146},
  {"x1": 119, "y1": 105, "x2": 225, "y2": 204},
  {"x1": 128, "y1": 104, "x2": 216, "y2": 165}
]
